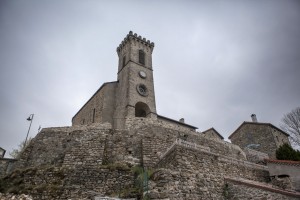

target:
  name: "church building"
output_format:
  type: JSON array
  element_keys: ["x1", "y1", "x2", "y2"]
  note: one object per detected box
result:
[{"x1": 72, "y1": 31, "x2": 197, "y2": 131}]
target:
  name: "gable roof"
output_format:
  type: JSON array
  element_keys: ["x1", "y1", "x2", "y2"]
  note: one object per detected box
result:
[
  {"x1": 157, "y1": 115, "x2": 198, "y2": 130},
  {"x1": 228, "y1": 121, "x2": 289, "y2": 139},
  {"x1": 202, "y1": 127, "x2": 224, "y2": 139}
]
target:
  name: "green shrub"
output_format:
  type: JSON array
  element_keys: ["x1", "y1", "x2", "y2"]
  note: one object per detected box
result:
[{"x1": 276, "y1": 143, "x2": 300, "y2": 161}]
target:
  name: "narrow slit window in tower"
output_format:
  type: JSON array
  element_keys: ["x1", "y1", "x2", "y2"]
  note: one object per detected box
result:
[
  {"x1": 122, "y1": 55, "x2": 126, "y2": 68},
  {"x1": 139, "y1": 50, "x2": 145, "y2": 65}
]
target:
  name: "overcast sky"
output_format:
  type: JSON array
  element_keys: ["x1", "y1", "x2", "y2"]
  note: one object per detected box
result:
[{"x1": 1, "y1": 0, "x2": 300, "y2": 156}]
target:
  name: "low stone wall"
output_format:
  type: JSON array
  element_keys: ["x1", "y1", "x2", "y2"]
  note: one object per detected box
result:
[{"x1": 226, "y1": 177, "x2": 300, "y2": 200}]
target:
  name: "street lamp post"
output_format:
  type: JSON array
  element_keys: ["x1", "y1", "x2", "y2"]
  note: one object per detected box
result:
[{"x1": 25, "y1": 114, "x2": 34, "y2": 146}]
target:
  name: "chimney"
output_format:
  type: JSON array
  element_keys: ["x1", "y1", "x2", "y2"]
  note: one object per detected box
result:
[
  {"x1": 179, "y1": 118, "x2": 185, "y2": 123},
  {"x1": 251, "y1": 114, "x2": 257, "y2": 122}
]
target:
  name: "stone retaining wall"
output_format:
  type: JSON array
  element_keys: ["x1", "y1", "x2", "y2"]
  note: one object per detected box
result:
[
  {"x1": 150, "y1": 145, "x2": 269, "y2": 199},
  {"x1": 15, "y1": 126, "x2": 111, "y2": 169},
  {"x1": 137, "y1": 124, "x2": 247, "y2": 168},
  {"x1": 2, "y1": 122, "x2": 280, "y2": 199},
  {"x1": 0, "y1": 165, "x2": 134, "y2": 200},
  {"x1": 14, "y1": 122, "x2": 248, "y2": 172}
]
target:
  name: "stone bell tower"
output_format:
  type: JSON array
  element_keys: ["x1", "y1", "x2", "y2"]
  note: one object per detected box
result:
[{"x1": 113, "y1": 31, "x2": 157, "y2": 129}]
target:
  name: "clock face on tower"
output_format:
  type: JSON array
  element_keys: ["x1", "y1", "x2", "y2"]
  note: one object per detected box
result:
[{"x1": 139, "y1": 71, "x2": 147, "y2": 79}]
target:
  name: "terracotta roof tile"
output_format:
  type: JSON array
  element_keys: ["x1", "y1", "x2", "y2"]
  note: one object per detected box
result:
[{"x1": 265, "y1": 159, "x2": 300, "y2": 166}]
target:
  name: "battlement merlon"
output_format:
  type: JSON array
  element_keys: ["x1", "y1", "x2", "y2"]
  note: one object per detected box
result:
[{"x1": 116, "y1": 31, "x2": 155, "y2": 56}]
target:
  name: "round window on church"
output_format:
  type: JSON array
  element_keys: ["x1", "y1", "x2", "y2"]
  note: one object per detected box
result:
[{"x1": 136, "y1": 84, "x2": 148, "y2": 96}]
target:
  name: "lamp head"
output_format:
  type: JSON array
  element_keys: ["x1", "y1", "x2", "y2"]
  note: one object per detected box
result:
[{"x1": 27, "y1": 114, "x2": 33, "y2": 121}]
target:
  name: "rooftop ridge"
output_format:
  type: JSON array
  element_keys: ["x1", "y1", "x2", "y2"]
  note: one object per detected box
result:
[{"x1": 116, "y1": 31, "x2": 154, "y2": 53}]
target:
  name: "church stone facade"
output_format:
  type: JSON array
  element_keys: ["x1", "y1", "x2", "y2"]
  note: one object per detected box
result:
[
  {"x1": 0, "y1": 32, "x2": 299, "y2": 200},
  {"x1": 72, "y1": 81, "x2": 118, "y2": 126}
]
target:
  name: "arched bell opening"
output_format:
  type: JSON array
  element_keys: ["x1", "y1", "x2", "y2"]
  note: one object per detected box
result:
[{"x1": 135, "y1": 102, "x2": 150, "y2": 118}]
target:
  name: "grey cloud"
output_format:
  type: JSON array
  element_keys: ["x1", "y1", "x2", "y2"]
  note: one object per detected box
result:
[{"x1": 1, "y1": 0, "x2": 300, "y2": 155}]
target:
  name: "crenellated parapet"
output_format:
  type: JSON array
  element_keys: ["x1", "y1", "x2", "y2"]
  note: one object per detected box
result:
[{"x1": 116, "y1": 31, "x2": 154, "y2": 54}]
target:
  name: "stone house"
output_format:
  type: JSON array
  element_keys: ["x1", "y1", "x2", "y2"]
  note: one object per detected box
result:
[
  {"x1": 228, "y1": 115, "x2": 290, "y2": 159},
  {"x1": 202, "y1": 127, "x2": 224, "y2": 140}
]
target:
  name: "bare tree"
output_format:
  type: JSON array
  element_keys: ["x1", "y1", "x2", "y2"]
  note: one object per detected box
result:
[
  {"x1": 9, "y1": 137, "x2": 32, "y2": 159},
  {"x1": 280, "y1": 107, "x2": 300, "y2": 149}
]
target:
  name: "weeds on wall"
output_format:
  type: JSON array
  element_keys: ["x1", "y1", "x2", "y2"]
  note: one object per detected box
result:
[
  {"x1": 0, "y1": 166, "x2": 65, "y2": 197},
  {"x1": 9, "y1": 138, "x2": 32, "y2": 159},
  {"x1": 102, "y1": 137, "x2": 109, "y2": 165},
  {"x1": 223, "y1": 183, "x2": 229, "y2": 199},
  {"x1": 131, "y1": 166, "x2": 154, "y2": 200}
]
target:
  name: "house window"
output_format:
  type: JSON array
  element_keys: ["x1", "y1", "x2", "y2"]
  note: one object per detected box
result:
[
  {"x1": 122, "y1": 56, "x2": 126, "y2": 68},
  {"x1": 139, "y1": 50, "x2": 145, "y2": 65}
]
